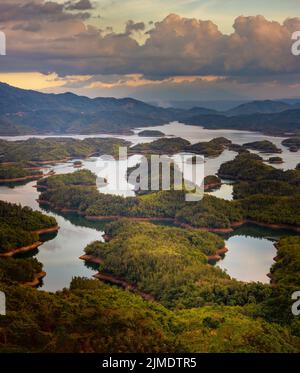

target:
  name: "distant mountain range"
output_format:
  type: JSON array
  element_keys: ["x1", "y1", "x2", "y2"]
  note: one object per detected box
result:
[{"x1": 0, "y1": 82, "x2": 300, "y2": 136}]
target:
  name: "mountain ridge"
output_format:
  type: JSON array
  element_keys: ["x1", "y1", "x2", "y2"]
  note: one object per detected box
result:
[{"x1": 1, "y1": 82, "x2": 300, "y2": 136}]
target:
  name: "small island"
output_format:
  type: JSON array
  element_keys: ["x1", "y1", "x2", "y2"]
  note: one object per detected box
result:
[
  {"x1": 282, "y1": 138, "x2": 300, "y2": 150},
  {"x1": 0, "y1": 163, "x2": 43, "y2": 183},
  {"x1": 289, "y1": 146, "x2": 298, "y2": 153},
  {"x1": 267, "y1": 156, "x2": 283, "y2": 164},
  {"x1": 138, "y1": 130, "x2": 165, "y2": 137},
  {"x1": 131, "y1": 136, "x2": 231, "y2": 157},
  {"x1": 73, "y1": 160, "x2": 83, "y2": 168},
  {"x1": 243, "y1": 140, "x2": 282, "y2": 153}
]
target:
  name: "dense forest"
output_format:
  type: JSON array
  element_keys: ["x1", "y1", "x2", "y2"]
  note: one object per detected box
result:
[
  {"x1": 0, "y1": 276, "x2": 298, "y2": 353},
  {"x1": 85, "y1": 220, "x2": 271, "y2": 308},
  {"x1": 0, "y1": 164, "x2": 42, "y2": 182},
  {"x1": 130, "y1": 137, "x2": 232, "y2": 157},
  {"x1": 1, "y1": 139, "x2": 300, "y2": 353},
  {"x1": 37, "y1": 167, "x2": 300, "y2": 230},
  {"x1": 0, "y1": 201, "x2": 57, "y2": 254},
  {"x1": 0, "y1": 137, "x2": 130, "y2": 163}
]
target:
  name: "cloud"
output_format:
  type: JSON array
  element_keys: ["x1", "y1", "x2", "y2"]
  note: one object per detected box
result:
[
  {"x1": 65, "y1": 0, "x2": 94, "y2": 11},
  {"x1": 125, "y1": 20, "x2": 146, "y2": 35},
  {"x1": 0, "y1": 3, "x2": 299, "y2": 84}
]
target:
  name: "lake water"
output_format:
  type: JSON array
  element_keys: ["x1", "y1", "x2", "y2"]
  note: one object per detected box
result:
[{"x1": 1, "y1": 122, "x2": 299, "y2": 289}]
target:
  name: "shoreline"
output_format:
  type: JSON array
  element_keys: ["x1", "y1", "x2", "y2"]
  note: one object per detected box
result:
[
  {"x1": 207, "y1": 247, "x2": 229, "y2": 261},
  {"x1": 22, "y1": 271, "x2": 46, "y2": 287},
  {"x1": 31, "y1": 225, "x2": 60, "y2": 235},
  {"x1": 0, "y1": 225, "x2": 59, "y2": 257},
  {"x1": 79, "y1": 255, "x2": 104, "y2": 265},
  {"x1": 0, "y1": 241, "x2": 42, "y2": 257},
  {"x1": 93, "y1": 272, "x2": 155, "y2": 301},
  {"x1": 0, "y1": 174, "x2": 43, "y2": 183},
  {"x1": 37, "y1": 199, "x2": 300, "y2": 233}
]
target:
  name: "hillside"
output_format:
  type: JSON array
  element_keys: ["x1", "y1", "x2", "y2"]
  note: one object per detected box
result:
[
  {"x1": 1, "y1": 83, "x2": 300, "y2": 135},
  {"x1": 0, "y1": 83, "x2": 177, "y2": 135}
]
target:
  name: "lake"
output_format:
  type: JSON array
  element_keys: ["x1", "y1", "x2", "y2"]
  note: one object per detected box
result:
[{"x1": 0, "y1": 122, "x2": 299, "y2": 289}]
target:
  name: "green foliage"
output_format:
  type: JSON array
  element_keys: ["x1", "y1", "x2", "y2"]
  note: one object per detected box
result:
[
  {"x1": 258, "y1": 237, "x2": 300, "y2": 337},
  {"x1": 0, "y1": 137, "x2": 130, "y2": 163},
  {"x1": 0, "y1": 200, "x2": 57, "y2": 253},
  {"x1": 176, "y1": 195, "x2": 243, "y2": 229},
  {"x1": 218, "y1": 153, "x2": 273, "y2": 181},
  {"x1": 0, "y1": 279, "x2": 297, "y2": 353},
  {"x1": 0, "y1": 164, "x2": 41, "y2": 180},
  {"x1": 38, "y1": 169, "x2": 96, "y2": 188},
  {"x1": 85, "y1": 221, "x2": 270, "y2": 309},
  {"x1": 243, "y1": 140, "x2": 282, "y2": 153},
  {"x1": 0, "y1": 257, "x2": 43, "y2": 283},
  {"x1": 131, "y1": 136, "x2": 231, "y2": 157},
  {"x1": 138, "y1": 130, "x2": 165, "y2": 137},
  {"x1": 187, "y1": 137, "x2": 231, "y2": 157},
  {"x1": 131, "y1": 137, "x2": 190, "y2": 154},
  {"x1": 240, "y1": 195, "x2": 300, "y2": 226}
]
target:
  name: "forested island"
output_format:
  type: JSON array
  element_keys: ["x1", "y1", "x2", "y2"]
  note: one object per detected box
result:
[
  {"x1": 138, "y1": 130, "x2": 165, "y2": 137},
  {"x1": 0, "y1": 220, "x2": 299, "y2": 352},
  {"x1": 1, "y1": 133, "x2": 300, "y2": 353},
  {"x1": 130, "y1": 137, "x2": 232, "y2": 157},
  {"x1": 37, "y1": 165, "x2": 300, "y2": 232},
  {"x1": 243, "y1": 140, "x2": 282, "y2": 153},
  {"x1": 0, "y1": 163, "x2": 43, "y2": 183},
  {"x1": 0, "y1": 201, "x2": 58, "y2": 256},
  {"x1": 0, "y1": 138, "x2": 130, "y2": 164}
]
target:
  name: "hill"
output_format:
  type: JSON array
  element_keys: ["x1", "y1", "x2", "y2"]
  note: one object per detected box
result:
[{"x1": 0, "y1": 83, "x2": 177, "y2": 135}]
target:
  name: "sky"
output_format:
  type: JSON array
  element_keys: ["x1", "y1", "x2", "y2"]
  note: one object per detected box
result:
[{"x1": 0, "y1": 0, "x2": 300, "y2": 102}]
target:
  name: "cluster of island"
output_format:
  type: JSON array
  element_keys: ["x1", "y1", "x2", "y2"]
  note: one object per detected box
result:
[{"x1": 0, "y1": 133, "x2": 299, "y2": 353}]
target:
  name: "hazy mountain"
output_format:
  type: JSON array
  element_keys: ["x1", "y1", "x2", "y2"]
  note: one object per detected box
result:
[
  {"x1": 1, "y1": 83, "x2": 300, "y2": 136},
  {"x1": 225, "y1": 100, "x2": 295, "y2": 116},
  {"x1": 0, "y1": 83, "x2": 177, "y2": 135},
  {"x1": 184, "y1": 109, "x2": 300, "y2": 135}
]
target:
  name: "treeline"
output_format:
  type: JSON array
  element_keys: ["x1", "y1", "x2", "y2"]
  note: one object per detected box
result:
[
  {"x1": 0, "y1": 201, "x2": 57, "y2": 253},
  {"x1": 0, "y1": 137, "x2": 130, "y2": 163}
]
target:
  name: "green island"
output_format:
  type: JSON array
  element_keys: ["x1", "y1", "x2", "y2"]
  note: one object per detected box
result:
[
  {"x1": 243, "y1": 140, "x2": 282, "y2": 153},
  {"x1": 0, "y1": 163, "x2": 43, "y2": 183},
  {"x1": 0, "y1": 257, "x2": 44, "y2": 286},
  {"x1": 0, "y1": 137, "x2": 130, "y2": 164},
  {"x1": 130, "y1": 137, "x2": 232, "y2": 157},
  {"x1": 268, "y1": 156, "x2": 283, "y2": 164},
  {"x1": 282, "y1": 138, "x2": 300, "y2": 150},
  {"x1": 0, "y1": 200, "x2": 58, "y2": 256},
  {"x1": 137, "y1": 130, "x2": 165, "y2": 137},
  {"x1": 37, "y1": 166, "x2": 300, "y2": 231},
  {"x1": 0, "y1": 219, "x2": 299, "y2": 352},
  {"x1": 84, "y1": 220, "x2": 269, "y2": 308}
]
